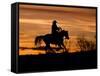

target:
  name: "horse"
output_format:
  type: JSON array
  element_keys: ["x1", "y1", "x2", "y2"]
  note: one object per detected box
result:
[{"x1": 34, "y1": 30, "x2": 69, "y2": 53}]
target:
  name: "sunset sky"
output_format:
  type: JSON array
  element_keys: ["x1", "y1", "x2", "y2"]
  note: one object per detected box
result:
[{"x1": 19, "y1": 4, "x2": 96, "y2": 55}]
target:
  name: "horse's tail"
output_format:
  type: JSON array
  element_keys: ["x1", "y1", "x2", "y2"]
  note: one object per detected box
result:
[{"x1": 34, "y1": 36, "x2": 44, "y2": 47}]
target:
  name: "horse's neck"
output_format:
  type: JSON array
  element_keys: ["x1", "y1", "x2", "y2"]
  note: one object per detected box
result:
[{"x1": 58, "y1": 32, "x2": 64, "y2": 39}]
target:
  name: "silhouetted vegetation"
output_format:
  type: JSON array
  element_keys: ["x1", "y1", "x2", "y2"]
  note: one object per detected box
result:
[{"x1": 77, "y1": 36, "x2": 96, "y2": 51}]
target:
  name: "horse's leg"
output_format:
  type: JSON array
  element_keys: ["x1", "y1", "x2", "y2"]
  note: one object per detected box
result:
[
  {"x1": 44, "y1": 42, "x2": 52, "y2": 53},
  {"x1": 47, "y1": 44, "x2": 55, "y2": 53},
  {"x1": 56, "y1": 44, "x2": 62, "y2": 51},
  {"x1": 44, "y1": 36, "x2": 55, "y2": 53},
  {"x1": 46, "y1": 43, "x2": 56, "y2": 53},
  {"x1": 43, "y1": 38, "x2": 49, "y2": 53},
  {"x1": 61, "y1": 43, "x2": 67, "y2": 52},
  {"x1": 44, "y1": 43, "x2": 49, "y2": 53}
]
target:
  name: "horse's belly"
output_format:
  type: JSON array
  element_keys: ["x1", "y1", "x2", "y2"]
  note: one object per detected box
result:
[{"x1": 51, "y1": 41, "x2": 58, "y2": 45}]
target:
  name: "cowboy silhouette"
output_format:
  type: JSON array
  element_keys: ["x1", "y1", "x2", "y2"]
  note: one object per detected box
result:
[{"x1": 51, "y1": 20, "x2": 61, "y2": 37}]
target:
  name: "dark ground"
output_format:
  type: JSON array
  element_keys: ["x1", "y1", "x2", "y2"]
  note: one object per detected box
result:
[{"x1": 18, "y1": 50, "x2": 97, "y2": 73}]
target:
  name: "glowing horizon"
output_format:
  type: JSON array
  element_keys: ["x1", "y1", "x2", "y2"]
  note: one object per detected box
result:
[{"x1": 19, "y1": 4, "x2": 96, "y2": 55}]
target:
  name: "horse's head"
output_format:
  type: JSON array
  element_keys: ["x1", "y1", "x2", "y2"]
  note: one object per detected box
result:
[{"x1": 61, "y1": 30, "x2": 69, "y2": 39}]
